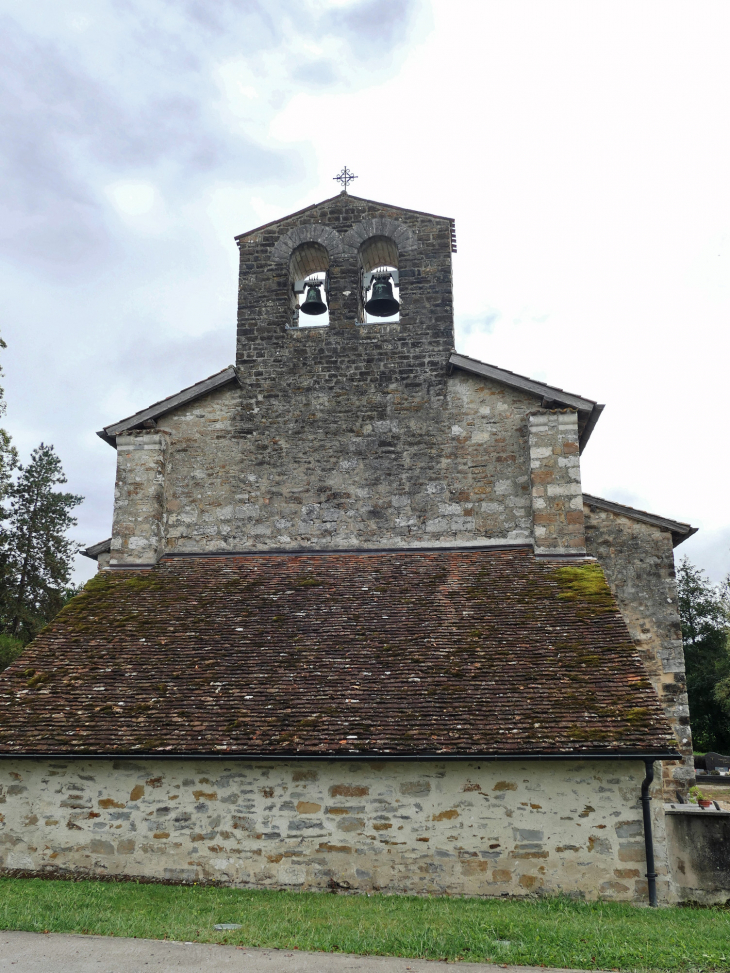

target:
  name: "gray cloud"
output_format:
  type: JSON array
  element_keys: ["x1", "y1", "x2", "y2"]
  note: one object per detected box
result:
[
  {"x1": 0, "y1": 0, "x2": 417, "y2": 274},
  {"x1": 0, "y1": 0, "x2": 425, "y2": 581},
  {"x1": 330, "y1": 0, "x2": 418, "y2": 56},
  {"x1": 456, "y1": 311, "x2": 500, "y2": 338},
  {"x1": 292, "y1": 60, "x2": 342, "y2": 87},
  {"x1": 0, "y1": 6, "x2": 296, "y2": 271}
]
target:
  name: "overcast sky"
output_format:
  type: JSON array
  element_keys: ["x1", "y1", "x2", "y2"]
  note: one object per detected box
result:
[{"x1": 1, "y1": 0, "x2": 729, "y2": 585}]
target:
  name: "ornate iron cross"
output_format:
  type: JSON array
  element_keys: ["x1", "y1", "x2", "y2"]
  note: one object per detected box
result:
[{"x1": 333, "y1": 166, "x2": 357, "y2": 192}]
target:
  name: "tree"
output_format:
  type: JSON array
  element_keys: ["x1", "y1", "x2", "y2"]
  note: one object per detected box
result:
[
  {"x1": 1, "y1": 444, "x2": 83, "y2": 644},
  {"x1": 0, "y1": 337, "x2": 83, "y2": 669},
  {"x1": 677, "y1": 556, "x2": 730, "y2": 752},
  {"x1": 0, "y1": 336, "x2": 18, "y2": 484},
  {"x1": 0, "y1": 335, "x2": 21, "y2": 669},
  {"x1": 0, "y1": 336, "x2": 19, "y2": 542}
]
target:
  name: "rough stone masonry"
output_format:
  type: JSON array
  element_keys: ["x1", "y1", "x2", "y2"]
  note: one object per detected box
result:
[{"x1": 0, "y1": 759, "x2": 670, "y2": 902}]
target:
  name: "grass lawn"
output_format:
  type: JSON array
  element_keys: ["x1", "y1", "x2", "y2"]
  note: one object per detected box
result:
[{"x1": 0, "y1": 877, "x2": 727, "y2": 972}]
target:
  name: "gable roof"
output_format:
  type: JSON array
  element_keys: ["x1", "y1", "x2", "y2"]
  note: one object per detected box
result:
[
  {"x1": 234, "y1": 193, "x2": 457, "y2": 251},
  {"x1": 0, "y1": 548, "x2": 677, "y2": 759},
  {"x1": 97, "y1": 366, "x2": 238, "y2": 447},
  {"x1": 583, "y1": 494, "x2": 698, "y2": 548},
  {"x1": 449, "y1": 352, "x2": 605, "y2": 452}
]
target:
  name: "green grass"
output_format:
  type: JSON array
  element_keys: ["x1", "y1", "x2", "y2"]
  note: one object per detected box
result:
[{"x1": 0, "y1": 878, "x2": 728, "y2": 971}]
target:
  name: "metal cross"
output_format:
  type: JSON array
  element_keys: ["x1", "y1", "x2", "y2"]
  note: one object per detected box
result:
[{"x1": 333, "y1": 166, "x2": 358, "y2": 192}]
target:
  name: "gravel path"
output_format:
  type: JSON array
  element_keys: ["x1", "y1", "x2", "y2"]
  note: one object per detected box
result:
[{"x1": 0, "y1": 931, "x2": 604, "y2": 973}]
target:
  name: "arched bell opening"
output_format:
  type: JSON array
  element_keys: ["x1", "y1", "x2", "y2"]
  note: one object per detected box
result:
[
  {"x1": 290, "y1": 241, "x2": 330, "y2": 328},
  {"x1": 359, "y1": 236, "x2": 400, "y2": 323}
]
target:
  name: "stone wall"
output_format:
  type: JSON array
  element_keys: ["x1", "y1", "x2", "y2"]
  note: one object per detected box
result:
[
  {"x1": 584, "y1": 504, "x2": 694, "y2": 800},
  {"x1": 235, "y1": 195, "x2": 452, "y2": 343},
  {"x1": 102, "y1": 194, "x2": 563, "y2": 554},
  {"x1": 0, "y1": 758, "x2": 670, "y2": 902},
  {"x1": 136, "y1": 371, "x2": 539, "y2": 553}
]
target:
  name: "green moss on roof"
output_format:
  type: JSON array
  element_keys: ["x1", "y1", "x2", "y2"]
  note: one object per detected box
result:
[
  {"x1": 0, "y1": 549, "x2": 676, "y2": 757},
  {"x1": 294, "y1": 575, "x2": 323, "y2": 588},
  {"x1": 551, "y1": 562, "x2": 614, "y2": 615},
  {"x1": 121, "y1": 575, "x2": 165, "y2": 591}
]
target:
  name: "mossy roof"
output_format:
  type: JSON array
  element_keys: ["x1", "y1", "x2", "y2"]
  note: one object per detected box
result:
[{"x1": 0, "y1": 549, "x2": 678, "y2": 757}]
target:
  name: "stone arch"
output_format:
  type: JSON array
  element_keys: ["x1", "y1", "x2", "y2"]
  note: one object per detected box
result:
[
  {"x1": 272, "y1": 223, "x2": 346, "y2": 264},
  {"x1": 288, "y1": 241, "x2": 330, "y2": 326},
  {"x1": 359, "y1": 235, "x2": 399, "y2": 273},
  {"x1": 343, "y1": 217, "x2": 418, "y2": 254},
  {"x1": 289, "y1": 241, "x2": 329, "y2": 280}
]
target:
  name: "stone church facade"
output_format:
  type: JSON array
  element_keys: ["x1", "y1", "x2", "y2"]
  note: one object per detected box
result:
[{"x1": 0, "y1": 191, "x2": 696, "y2": 902}]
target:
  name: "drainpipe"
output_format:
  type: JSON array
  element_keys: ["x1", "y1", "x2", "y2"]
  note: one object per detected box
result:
[{"x1": 641, "y1": 759, "x2": 657, "y2": 907}]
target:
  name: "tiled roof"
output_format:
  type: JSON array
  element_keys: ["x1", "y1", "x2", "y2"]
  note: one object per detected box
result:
[{"x1": 0, "y1": 549, "x2": 677, "y2": 757}]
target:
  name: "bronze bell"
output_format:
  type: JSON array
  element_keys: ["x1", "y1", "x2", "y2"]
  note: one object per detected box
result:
[
  {"x1": 300, "y1": 283, "x2": 327, "y2": 316},
  {"x1": 364, "y1": 274, "x2": 400, "y2": 317}
]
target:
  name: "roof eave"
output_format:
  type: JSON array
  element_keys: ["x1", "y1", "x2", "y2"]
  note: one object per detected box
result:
[
  {"x1": 81, "y1": 538, "x2": 112, "y2": 561},
  {"x1": 583, "y1": 494, "x2": 697, "y2": 548},
  {"x1": 671, "y1": 526, "x2": 699, "y2": 548},
  {"x1": 0, "y1": 749, "x2": 681, "y2": 761},
  {"x1": 449, "y1": 352, "x2": 604, "y2": 451},
  {"x1": 98, "y1": 366, "x2": 239, "y2": 448},
  {"x1": 578, "y1": 403, "x2": 605, "y2": 452}
]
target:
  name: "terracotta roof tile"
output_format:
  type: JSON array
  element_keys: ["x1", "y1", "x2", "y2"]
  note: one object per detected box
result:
[{"x1": 0, "y1": 549, "x2": 677, "y2": 757}]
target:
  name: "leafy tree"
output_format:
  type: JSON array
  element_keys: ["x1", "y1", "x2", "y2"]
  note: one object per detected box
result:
[
  {"x1": 0, "y1": 336, "x2": 19, "y2": 668},
  {"x1": 0, "y1": 338, "x2": 83, "y2": 669},
  {"x1": 0, "y1": 336, "x2": 18, "y2": 488},
  {"x1": 1, "y1": 444, "x2": 83, "y2": 644},
  {"x1": 0, "y1": 335, "x2": 19, "y2": 558},
  {"x1": 677, "y1": 556, "x2": 730, "y2": 752}
]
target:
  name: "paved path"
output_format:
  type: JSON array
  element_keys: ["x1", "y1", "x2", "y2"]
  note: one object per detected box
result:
[{"x1": 0, "y1": 931, "x2": 601, "y2": 973}]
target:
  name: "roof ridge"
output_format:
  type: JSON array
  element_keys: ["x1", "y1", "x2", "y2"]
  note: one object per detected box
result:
[
  {"x1": 450, "y1": 351, "x2": 595, "y2": 404},
  {"x1": 234, "y1": 194, "x2": 342, "y2": 240}
]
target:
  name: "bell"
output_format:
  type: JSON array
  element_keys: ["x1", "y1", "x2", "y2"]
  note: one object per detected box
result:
[
  {"x1": 364, "y1": 274, "x2": 400, "y2": 317},
  {"x1": 300, "y1": 283, "x2": 327, "y2": 316}
]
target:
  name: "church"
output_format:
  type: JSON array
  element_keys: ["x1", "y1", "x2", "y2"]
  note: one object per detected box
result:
[{"x1": 0, "y1": 183, "x2": 698, "y2": 903}]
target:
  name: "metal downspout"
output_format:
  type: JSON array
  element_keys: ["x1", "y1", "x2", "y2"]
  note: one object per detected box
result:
[{"x1": 641, "y1": 759, "x2": 657, "y2": 907}]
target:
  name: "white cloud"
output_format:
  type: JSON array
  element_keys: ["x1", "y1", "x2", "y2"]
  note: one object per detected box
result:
[{"x1": 106, "y1": 181, "x2": 157, "y2": 217}]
